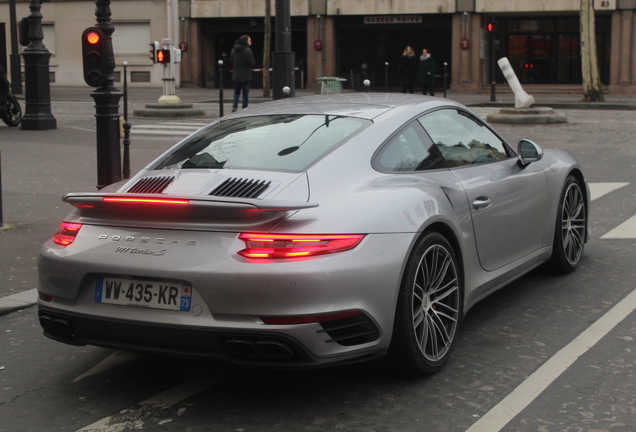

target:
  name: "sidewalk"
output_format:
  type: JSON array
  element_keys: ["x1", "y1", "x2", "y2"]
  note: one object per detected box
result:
[{"x1": 47, "y1": 85, "x2": 636, "y2": 110}]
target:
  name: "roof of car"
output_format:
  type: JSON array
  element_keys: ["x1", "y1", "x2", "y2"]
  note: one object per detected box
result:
[{"x1": 229, "y1": 93, "x2": 461, "y2": 120}]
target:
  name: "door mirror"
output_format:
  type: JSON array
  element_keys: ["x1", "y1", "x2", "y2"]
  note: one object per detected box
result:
[{"x1": 517, "y1": 139, "x2": 543, "y2": 167}]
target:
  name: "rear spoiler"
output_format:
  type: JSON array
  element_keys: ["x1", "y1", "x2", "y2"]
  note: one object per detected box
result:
[{"x1": 63, "y1": 192, "x2": 319, "y2": 212}]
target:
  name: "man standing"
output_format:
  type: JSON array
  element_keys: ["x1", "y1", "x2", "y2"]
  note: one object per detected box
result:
[
  {"x1": 418, "y1": 48, "x2": 436, "y2": 96},
  {"x1": 229, "y1": 35, "x2": 256, "y2": 112}
]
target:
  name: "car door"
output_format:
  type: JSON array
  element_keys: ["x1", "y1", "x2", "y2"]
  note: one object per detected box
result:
[{"x1": 418, "y1": 108, "x2": 549, "y2": 271}]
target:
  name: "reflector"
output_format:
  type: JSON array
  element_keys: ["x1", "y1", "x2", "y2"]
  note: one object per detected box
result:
[{"x1": 261, "y1": 311, "x2": 363, "y2": 325}]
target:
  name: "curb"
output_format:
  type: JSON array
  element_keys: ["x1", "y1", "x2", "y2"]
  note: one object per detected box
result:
[
  {"x1": 468, "y1": 102, "x2": 636, "y2": 111},
  {"x1": 0, "y1": 288, "x2": 38, "y2": 317}
]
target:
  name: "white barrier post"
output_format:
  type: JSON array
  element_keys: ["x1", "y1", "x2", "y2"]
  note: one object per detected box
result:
[{"x1": 497, "y1": 57, "x2": 534, "y2": 109}]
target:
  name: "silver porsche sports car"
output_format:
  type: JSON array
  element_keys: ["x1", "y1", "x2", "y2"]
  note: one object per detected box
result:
[{"x1": 38, "y1": 94, "x2": 588, "y2": 375}]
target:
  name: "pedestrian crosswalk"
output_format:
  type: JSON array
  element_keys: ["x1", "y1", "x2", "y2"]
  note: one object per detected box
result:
[
  {"x1": 130, "y1": 121, "x2": 208, "y2": 136},
  {"x1": 590, "y1": 182, "x2": 634, "y2": 239}
]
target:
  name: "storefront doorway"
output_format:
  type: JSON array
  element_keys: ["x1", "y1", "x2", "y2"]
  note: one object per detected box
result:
[{"x1": 498, "y1": 16, "x2": 610, "y2": 85}]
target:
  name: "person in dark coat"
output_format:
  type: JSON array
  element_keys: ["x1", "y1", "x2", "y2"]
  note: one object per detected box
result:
[
  {"x1": 418, "y1": 48, "x2": 436, "y2": 96},
  {"x1": 399, "y1": 46, "x2": 418, "y2": 94},
  {"x1": 229, "y1": 35, "x2": 256, "y2": 112}
]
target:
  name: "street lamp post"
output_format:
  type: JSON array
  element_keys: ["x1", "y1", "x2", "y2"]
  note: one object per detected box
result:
[
  {"x1": 91, "y1": 0, "x2": 122, "y2": 189},
  {"x1": 21, "y1": 0, "x2": 56, "y2": 130},
  {"x1": 9, "y1": 0, "x2": 22, "y2": 94}
]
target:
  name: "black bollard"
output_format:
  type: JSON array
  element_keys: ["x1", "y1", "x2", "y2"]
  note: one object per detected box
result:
[
  {"x1": 443, "y1": 62, "x2": 448, "y2": 98},
  {"x1": 218, "y1": 60, "x2": 224, "y2": 117},
  {"x1": 122, "y1": 121, "x2": 131, "y2": 179},
  {"x1": 0, "y1": 151, "x2": 3, "y2": 227},
  {"x1": 384, "y1": 62, "x2": 389, "y2": 92}
]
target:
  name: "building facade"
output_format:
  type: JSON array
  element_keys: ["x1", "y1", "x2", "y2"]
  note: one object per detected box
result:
[{"x1": 2, "y1": 0, "x2": 636, "y2": 94}]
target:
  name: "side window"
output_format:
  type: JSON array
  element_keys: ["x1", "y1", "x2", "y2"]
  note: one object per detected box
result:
[
  {"x1": 418, "y1": 109, "x2": 510, "y2": 168},
  {"x1": 375, "y1": 122, "x2": 445, "y2": 172}
]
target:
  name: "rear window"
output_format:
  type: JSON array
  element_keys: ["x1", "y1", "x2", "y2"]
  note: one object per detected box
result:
[{"x1": 153, "y1": 115, "x2": 371, "y2": 172}]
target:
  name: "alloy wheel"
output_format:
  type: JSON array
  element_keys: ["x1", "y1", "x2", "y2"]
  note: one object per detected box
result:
[{"x1": 411, "y1": 244, "x2": 460, "y2": 362}]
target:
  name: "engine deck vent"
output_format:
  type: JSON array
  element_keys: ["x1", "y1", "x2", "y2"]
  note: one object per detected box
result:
[
  {"x1": 127, "y1": 176, "x2": 175, "y2": 194},
  {"x1": 210, "y1": 178, "x2": 272, "y2": 199}
]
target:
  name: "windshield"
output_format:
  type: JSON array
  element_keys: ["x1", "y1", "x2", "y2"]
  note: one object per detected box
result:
[{"x1": 153, "y1": 115, "x2": 371, "y2": 172}]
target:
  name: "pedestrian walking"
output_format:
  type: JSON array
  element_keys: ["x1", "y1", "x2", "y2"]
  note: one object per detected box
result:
[
  {"x1": 229, "y1": 35, "x2": 256, "y2": 112},
  {"x1": 399, "y1": 46, "x2": 418, "y2": 94},
  {"x1": 418, "y1": 48, "x2": 436, "y2": 96}
]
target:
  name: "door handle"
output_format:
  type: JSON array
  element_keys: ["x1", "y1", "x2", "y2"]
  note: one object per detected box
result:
[{"x1": 473, "y1": 197, "x2": 492, "y2": 210}]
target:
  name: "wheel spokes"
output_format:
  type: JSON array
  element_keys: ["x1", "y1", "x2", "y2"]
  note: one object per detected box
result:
[
  {"x1": 412, "y1": 244, "x2": 460, "y2": 362},
  {"x1": 561, "y1": 183, "x2": 586, "y2": 265}
]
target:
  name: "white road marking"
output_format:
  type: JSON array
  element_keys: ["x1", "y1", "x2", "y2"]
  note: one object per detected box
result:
[
  {"x1": 72, "y1": 351, "x2": 141, "y2": 383},
  {"x1": 600, "y1": 214, "x2": 636, "y2": 239},
  {"x1": 588, "y1": 182, "x2": 629, "y2": 201},
  {"x1": 75, "y1": 374, "x2": 229, "y2": 432},
  {"x1": 130, "y1": 122, "x2": 205, "y2": 136},
  {"x1": 465, "y1": 287, "x2": 636, "y2": 432}
]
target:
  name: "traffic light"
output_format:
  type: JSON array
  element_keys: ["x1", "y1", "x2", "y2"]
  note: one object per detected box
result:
[
  {"x1": 82, "y1": 27, "x2": 107, "y2": 88},
  {"x1": 487, "y1": 21, "x2": 498, "y2": 32},
  {"x1": 156, "y1": 49, "x2": 171, "y2": 64},
  {"x1": 149, "y1": 41, "x2": 160, "y2": 63}
]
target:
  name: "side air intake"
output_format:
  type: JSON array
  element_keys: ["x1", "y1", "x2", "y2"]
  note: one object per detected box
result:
[
  {"x1": 127, "y1": 176, "x2": 175, "y2": 194},
  {"x1": 210, "y1": 178, "x2": 272, "y2": 199}
]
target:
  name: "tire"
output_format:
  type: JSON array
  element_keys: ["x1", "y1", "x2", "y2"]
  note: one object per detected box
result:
[
  {"x1": 1, "y1": 94, "x2": 22, "y2": 127},
  {"x1": 390, "y1": 232, "x2": 463, "y2": 375},
  {"x1": 548, "y1": 175, "x2": 587, "y2": 274}
]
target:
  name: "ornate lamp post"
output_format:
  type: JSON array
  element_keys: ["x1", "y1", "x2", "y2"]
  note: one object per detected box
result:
[
  {"x1": 90, "y1": 0, "x2": 122, "y2": 189},
  {"x1": 21, "y1": 0, "x2": 56, "y2": 130}
]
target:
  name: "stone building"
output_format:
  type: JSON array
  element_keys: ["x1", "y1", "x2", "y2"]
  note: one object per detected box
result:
[{"x1": 1, "y1": 0, "x2": 636, "y2": 94}]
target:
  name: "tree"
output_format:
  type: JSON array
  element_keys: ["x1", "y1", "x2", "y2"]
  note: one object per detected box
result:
[
  {"x1": 262, "y1": 0, "x2": 271, "y2": 98},
  {"x1": 580, "y1": 0, "x2": 604, "y2": 102}
]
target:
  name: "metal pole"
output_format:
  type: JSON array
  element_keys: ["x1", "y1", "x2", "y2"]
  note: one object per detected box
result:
[
  {"x1": 384, "y1": 62, "x2": 389, "y2": 92},
  {"x1": 123, "y1": 61, "x2": 128, "y2": 121},
  {"x1": 272, "y1": 0, "x2": 294, "y2": 100},
  {"x1": 8, "y1": 0, "x2": 22, "y2": 94},
  {"x1": 0, "y1": 151, "x2": 3, "y2": 227},
  {"x1": 218, "y1": 60, "x2": 224, "y2": 117},
  {"x1": 92, "y1": 0, "x2": 122, "y2": 189},
  {"x1": 443, "y1": 62, "x2": 448, "y2": 98},
  {"x1": 490, "y1": 18, "x2": 496, "y2": 102}
]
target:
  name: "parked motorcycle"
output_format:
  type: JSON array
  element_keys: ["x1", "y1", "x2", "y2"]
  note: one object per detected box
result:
[{"x1": 0, "y1": 65, "x2": 23, "y2": 127}]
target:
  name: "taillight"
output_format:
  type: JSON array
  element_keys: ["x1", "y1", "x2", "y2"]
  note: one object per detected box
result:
[
  {"x1": 238, "y1": 233, "x2": 365, "y2": 259},
  {"x1": 52, "y1": 222, "x2": 82, "y2": 246}
]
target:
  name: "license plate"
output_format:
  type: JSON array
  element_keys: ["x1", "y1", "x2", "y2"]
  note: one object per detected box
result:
[{"x1": 94, "y1": 277, "x2": 192, "y2": 311}]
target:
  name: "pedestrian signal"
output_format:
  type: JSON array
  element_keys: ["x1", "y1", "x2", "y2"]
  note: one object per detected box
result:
[
  {"x1": 156, "y1": 49, "x2": 170, "y2": 64},
  {"x1": 82, "y1": 26, "x2": 107, "y2": 87},
  {"x1": 487, "y1": 22, "x2": 498, "y2": 32}
]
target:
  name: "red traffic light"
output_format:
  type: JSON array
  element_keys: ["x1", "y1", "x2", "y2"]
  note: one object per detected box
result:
[
  {"x1": 487, "y1": 22, "x2": 494, "y2": 32},
  {"x1": 86, "y1": 31, "x2": 101, "y2": 45},
  {"x1": 156, "y1": 49, "x2": 170, "y2": 64}
]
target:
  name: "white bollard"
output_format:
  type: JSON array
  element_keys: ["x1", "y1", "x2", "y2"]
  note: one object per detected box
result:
[{"x1": 497, "y1": 57, "x2": 534, "y2": 109}]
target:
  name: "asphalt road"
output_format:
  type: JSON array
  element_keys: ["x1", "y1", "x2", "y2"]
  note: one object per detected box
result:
[{"x1": 0, "y1": 99, "x2": 635, "y2": 432}]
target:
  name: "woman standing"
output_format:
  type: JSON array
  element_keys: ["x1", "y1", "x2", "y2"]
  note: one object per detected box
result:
[
  {"x1": 418, "y1": 48, "x2": 436, "y2": 96},
  {"x1": 399, "y1": 46, "x2": 418, "y2": 94}
]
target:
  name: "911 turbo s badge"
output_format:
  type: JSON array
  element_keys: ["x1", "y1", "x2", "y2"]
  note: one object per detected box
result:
[{"x1": 114, "y1": 246, "x2": 167, "y2": 256}]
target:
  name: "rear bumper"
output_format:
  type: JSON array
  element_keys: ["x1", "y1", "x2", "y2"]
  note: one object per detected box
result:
[{"x1": 38, "y1": 306, "x2": 386, "y2": 368}]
